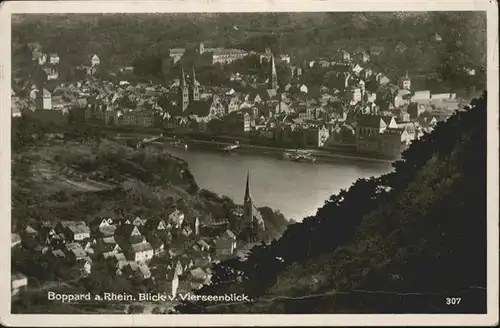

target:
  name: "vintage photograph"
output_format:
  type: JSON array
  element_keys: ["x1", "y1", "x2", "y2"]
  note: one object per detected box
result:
[{"x1": 2, "y1": 1, "x2": 497, "y2": 325}]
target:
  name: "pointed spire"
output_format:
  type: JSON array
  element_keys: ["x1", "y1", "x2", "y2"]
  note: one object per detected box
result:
[
  {"x1": 271, "y1": 54, "x2": 277, "y2": 76},
  {"x1": 180, "y1": 67, "x2": 186, "y2": 87},
  {"x1": 244, "y1": 170, "x2": 251, "y2": 202},
  {"x1": 192, "y1": 66, "x2": 197, "y2": 85},
  {"x1": 269, "y1": 53, "x2": 278, "y2": 90}
]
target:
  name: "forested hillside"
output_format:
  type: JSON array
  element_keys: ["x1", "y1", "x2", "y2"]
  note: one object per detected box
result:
[
  {"x1": 175, "y1": 92, "x2": 487, "y2": 314},
  {"x1": 12, "y1": 12, "x2": 486, "y2": 90}
]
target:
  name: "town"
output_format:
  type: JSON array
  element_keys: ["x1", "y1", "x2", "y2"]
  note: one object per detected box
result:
[
  {"x1": 11, "y1": 30, "x2": 480, "y2": 313},
  {"x1": 12, "y1": 166, "x2": 266, "y2": 313},
  {"x1": 12, "y1": 36, "x2": 476, "y2": 161}
]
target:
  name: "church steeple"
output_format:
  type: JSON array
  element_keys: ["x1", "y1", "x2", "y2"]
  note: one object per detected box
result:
[
  {"x1": 179, "y1": 67, "x2": 189, "y2": 111},
  {"x1": 243, "y1": 170, "x2": 253, "y2": 227},
  {"x1": 269, "y1": 54, "x2": 278, "y2": 91},
  {"x1": 190, "y1": 66, "x2": 200, "y2": 101},
  {"x1": 180, "y1": 67, "x2": 187, "y2": 87},
  {"x1": 244, "y1": 170, "x2": 251, "y2": 202}
]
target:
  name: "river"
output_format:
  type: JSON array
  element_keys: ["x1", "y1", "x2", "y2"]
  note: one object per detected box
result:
[{"x1": 157, "y1": 144, "x2": 393, "y2": 222}]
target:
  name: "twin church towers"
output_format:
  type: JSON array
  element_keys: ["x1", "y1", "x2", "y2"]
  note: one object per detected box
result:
[{"x1": 178, "y1": 67, "x2": 200, "y2": 111}]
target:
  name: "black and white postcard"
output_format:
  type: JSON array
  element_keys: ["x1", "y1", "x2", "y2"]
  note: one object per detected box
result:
[{"x1": 0, "y1": 0, "x2": 498, "y2": 326}]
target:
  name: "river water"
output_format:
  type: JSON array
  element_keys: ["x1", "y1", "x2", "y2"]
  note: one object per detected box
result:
[{"x1": 160, "y1": 145, "x2": 393, "y2": 222}]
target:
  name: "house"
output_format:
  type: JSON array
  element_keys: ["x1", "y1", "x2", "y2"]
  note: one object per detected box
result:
[
  {"x1": 91, "y1": 54, "x2": 100, "y2": 66},
  {"x1": 132, "y1": 217, "x2": 147, "y2": 227},
  {"x1": 407, "y1": 102, "x2": 427, "y2": 119},
  {"x1": 357, "y1": 125, "x2": 416, "y2": 158},
  {"x1": 63, "y1": 222, "x2": 91, "y2": 241},
  {"x1": 180, "y1": 256, "x2": 195, "y2": 272},
  {"x1": 174, "y1": 260, "x2": 184, "y2": 276},
  {"x1": 44, "y1": 67, "x2": 59, "y2": 80},
  {"x1": 194, "y1": 217, "x2": 200, "y2": 236},
  {"x1": 137, "y1": 264, "x2": 152, "y2": 280},
  {"x1": 99, "y1": 224, "x2": 116, "y2": 237},
  {"x1": 78, "y1": 258, "x2": 92, "y2": 276},
  {"x1": 116, "y1": 224, "x2": 144, "y2": 245},
  {"x1": 351, "y1": 64, "x2": 364, "y2": 76},
  {"x1": 411, "y1": 90, "x2": 431, "y2": 102},
  {"x1": 376, "y1": 74, "x2": 391, "y2": 86},
  {"x1": 11, "y1": 273, "x2": 28, "y2": 295},
  {"x1": 193, "y1": 254, "x2": 212, "y2": 268},
  {"x1": 181, "y1": 226, "x2": 193, "y2": 237},
  {"x1": 103, "y1": 243, "x2": 123, "y2": 259},
  {"x1": 69, "y1": 246, "x2": 88, "y2": 261},
  {"x1": 393, "y1": 89, "x2": 412, "y2": 108},
  {"x1": 166, "y1": 271, "x2": 180, "y2": 298},
  {"x1": 398, "y1": 72, "x2": 411, "y2": 90},
  {"x1": 128, "y1": 242, "x2": 154, "y2": 263},
  {"x1": 189, "y1": 267, "x2": 210, "y2": 283},
  {"x1": 334, "y1": 50, "x2": 351, "y2": 62},
  {"x1": 168, "y1": 209, "x2": 185, "y2": 228},
  {"x1": 355, "y1": 114, "x2": 398, "y2": 142},
  {"x1": 369, "y1": 45, "x2": 384, "y2": 56},
  {"x1": 155, "y1": 220, "x2": 168, "y2": 231},
  {"x1": 98, "y1": 218, "x2": 114, "y2": 228},
  {"x1": 25, "y1": 225, "x2": 39, "y2": 237},
  {"x1": 48, "y1": 53, "x2": 60, "y2": 65},
  {"x1": 307, "y1": 125, "x2": 331, "y2": 148},
  {"x1": 418, "y1": 114, "x2": 438, "y2": 129},
  {"x1": 122, "y1": 262, "x2": 140, "y2": 277},
  {"x1": 393, "y1": 108, "x2": 411, "y2": 122},
  {"x1": 433, "y1": 32, "x2": 443, "y2": 42},
  {"x1": 82, "y1": 240, "x2": 95, "y2": 255},
  {"x1": 353, "y1": 52, "x2": 370, "y2": 63},
  {"x1": 197, "y1": 239, "x2": 211, "y2": 252},
  {"x1": 11, "y1": 233, "x2": 22, "y2": 248},
  {"x1": 51, "y1": 249, "x2": 66, "y2": 259},
  {"x1": 149, "y1": 236, "x2": 165, "y2": 256},
  {"x1": 215, "y1": 230, "x2": 237, "y2": 256}
]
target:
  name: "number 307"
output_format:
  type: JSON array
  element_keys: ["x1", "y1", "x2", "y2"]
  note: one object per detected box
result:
[{"x1": 446, "y1": 297, "x2": 461, "y2": 305}]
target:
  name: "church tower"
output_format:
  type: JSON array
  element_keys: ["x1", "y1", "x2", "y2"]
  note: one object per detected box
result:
[
  {"x1": 243, "y1": 170, "x2": 253, "y2": 226},
  {"x1": 179, "y1": 68, "x2": 190, "y2": 111},
  {"x1": 190, "y1": 67, "x2": 200, "y2": 101},
  {"x1": 269, "y1": 54, "x2": 278, "y2": 91}
]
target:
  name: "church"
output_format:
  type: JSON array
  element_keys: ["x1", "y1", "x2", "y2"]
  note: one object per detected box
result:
[
  {"x1": 178, "y1": 67, "x2": 200, "y2": 112},
  {"x1": 243, "y1": 171, "x2": 266, "y2": 231}
]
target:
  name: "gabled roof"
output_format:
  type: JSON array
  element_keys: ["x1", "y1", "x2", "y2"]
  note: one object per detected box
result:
[
  {"x1": 116, "y1": 224, "x2": 141, "y2": 238},
  {"x1": 130, "y1": 242, "x2": 153, "y2": 253},
  {"x1": 115, "y1": 253, "x2": 126, "y2": 262},
  {"x1": 52, "y1": 249, "x2": 66, "y2": 258},
  {"x1": 222, "y1": 229, "x2": 237, "y2": 240},
  {"x1": 25, "y1": 225, "x2": 38, "y2": 234},
  {"x1": 11, "y1": 233, "x2": 21, "y2": 243},
  {"x1": 139, "y1": 264, "x2": 151, "y2": 276},
  {"x1": 12, "y1": 273, "x2": 27, "y2": 281}
]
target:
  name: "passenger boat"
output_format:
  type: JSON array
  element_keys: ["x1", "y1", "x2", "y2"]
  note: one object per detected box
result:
[
  {"x1": 281, "y1": 150, "x2": 317, "y2": 163},
  {"x1": 219, "y1": 141, "x2": 241, "y2": 153}
]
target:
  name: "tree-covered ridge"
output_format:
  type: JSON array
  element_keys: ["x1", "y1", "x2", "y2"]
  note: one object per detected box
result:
[
  {"x1": 175, "y1": 92, "x2": 487, "y2": 314},
  {"x1": 12, "y1": 12, "x2": 486, "y2": 91}
]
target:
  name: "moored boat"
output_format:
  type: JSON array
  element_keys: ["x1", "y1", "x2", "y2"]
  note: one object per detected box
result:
[{"x1": 281, "y1": 150, "x2": 317, "y2": 163}]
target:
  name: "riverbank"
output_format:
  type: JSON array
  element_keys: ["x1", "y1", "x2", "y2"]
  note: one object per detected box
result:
[
  {"x1": 160, "y1": 137, "x2": 395, "y2": 164},
  {"x1": 102, "y1": 127, "x2": 397, "y2": 163}
]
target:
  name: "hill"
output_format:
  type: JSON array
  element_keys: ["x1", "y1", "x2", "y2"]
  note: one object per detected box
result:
[
  {"x1": 11, "y1": 130, "x2": 289, "y2": 237},
  {"x1": 11, "y1": 12, "x2": 486, "y2": 91},
  {"x1": 175, "y1": 92, "x2": 487, "y2": 314}
]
